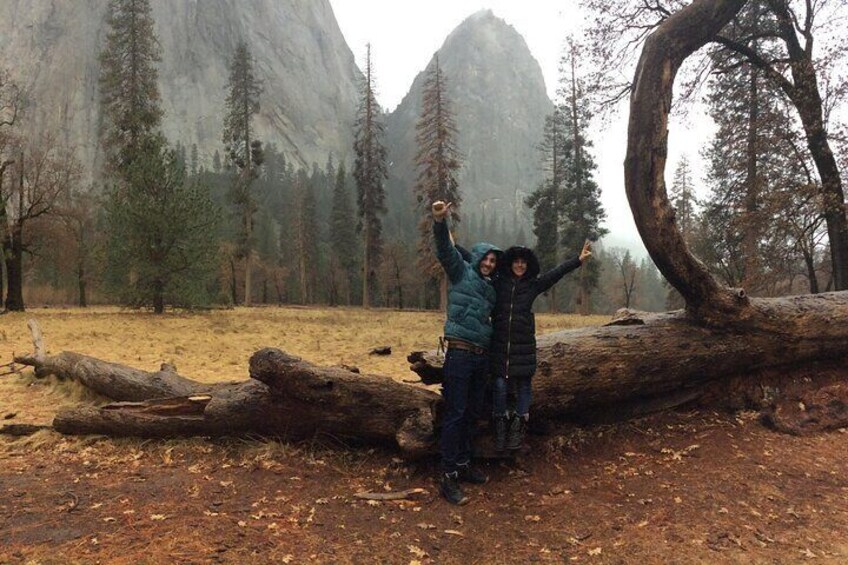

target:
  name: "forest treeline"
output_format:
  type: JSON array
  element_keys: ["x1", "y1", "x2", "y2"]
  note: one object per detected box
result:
[{"x1": 1, "y1": 0, "x2": 845, "y2": 315}]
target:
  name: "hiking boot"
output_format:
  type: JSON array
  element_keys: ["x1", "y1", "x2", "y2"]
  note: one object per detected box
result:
[
  {"x1": 494, "y1": 414, "x2": 510, "y2": 451},
  {"x1": 457, "y1": 462, "x2": 488, "y2": 485},
  {"x1": 507, "y1": 415, "x2": 528, "y2": 450},
  {"x1": 440, "y1": 472, "x2": 469, "y2": 505}
]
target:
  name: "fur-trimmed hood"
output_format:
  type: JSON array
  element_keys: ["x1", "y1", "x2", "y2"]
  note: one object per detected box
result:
[{"x1": 500, "y1": 246, "x2": 541, "y2": 279}]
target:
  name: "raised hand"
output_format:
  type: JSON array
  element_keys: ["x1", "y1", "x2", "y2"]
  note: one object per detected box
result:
[
  {"x1": 432, "y1": 200, "x2": 453, "y2": 222},
  {"x1": 580, "y1": 240, "x2": 593, "y2": 263}
]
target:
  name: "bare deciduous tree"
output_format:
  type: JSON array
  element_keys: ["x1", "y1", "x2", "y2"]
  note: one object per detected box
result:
[
  {"x1": 584, "y1": 0, "x2": 848, "y2": 290},
  {"x1": 3, "y1": 133, "x2": 80, "y2": 311}
]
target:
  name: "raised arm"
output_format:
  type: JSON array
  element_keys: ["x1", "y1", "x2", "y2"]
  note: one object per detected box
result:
[
  {"x1": 432, "y1": 201, "x2": 466, "y2": 284},
  {"x1": 534, "y1": 241, "x2": 592, "y2": 295},
  {"x1": 535, "y1": 256, "x2": 582, "y2": 294}
]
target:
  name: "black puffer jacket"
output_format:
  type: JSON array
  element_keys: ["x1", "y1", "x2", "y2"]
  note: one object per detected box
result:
[{"x1": 490, "y1": 247, "x2": 582, "y2": 380}]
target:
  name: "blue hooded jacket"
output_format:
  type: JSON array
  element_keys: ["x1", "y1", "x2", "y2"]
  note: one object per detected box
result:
[{"x1": 433, "y1": 220, "x2": 501, "y2": 349}]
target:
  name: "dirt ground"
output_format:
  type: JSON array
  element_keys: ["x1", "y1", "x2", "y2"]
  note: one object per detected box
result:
[{"x1": 1, "y1": 308, "x2": 847, "y2": 564}]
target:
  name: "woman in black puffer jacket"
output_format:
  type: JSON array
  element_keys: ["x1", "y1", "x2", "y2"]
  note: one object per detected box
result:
[{"x1": 490, "y1": 243, "x2": 591, "y2": 450}]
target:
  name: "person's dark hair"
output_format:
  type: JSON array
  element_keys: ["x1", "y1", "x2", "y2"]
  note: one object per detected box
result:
[{"x1": 500, "y1": 246, "x2": 540, "y2": 278}]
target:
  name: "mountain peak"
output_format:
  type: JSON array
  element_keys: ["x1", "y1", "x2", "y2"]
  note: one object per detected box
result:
[
  {"x1": 452, "y1": 8, "x2": 515, "y2": 36},
  {"x1": 385, "y1": 10, "x2": 553, "y2": 234},
  {"x1": 465, "y1": 9, "x2": 498, "y2": 22}
]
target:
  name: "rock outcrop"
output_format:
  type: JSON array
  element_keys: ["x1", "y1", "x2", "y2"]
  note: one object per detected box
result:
[
  {"x1": 384, "y1": 10, "x2": 553, "y2": 232},
  {"x1": 0, "y1": 0, "x2": 361, "y2": 174}
]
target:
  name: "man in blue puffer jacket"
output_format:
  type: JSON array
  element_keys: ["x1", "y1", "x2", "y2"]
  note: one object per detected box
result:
[{"x1": 432, "y1": 200, "x2": 501, "y2": 505}]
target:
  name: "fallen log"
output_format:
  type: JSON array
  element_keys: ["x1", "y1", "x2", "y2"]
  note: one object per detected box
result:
[
  {"x1": 761, "y1": 382, "x2": 848, "y2": 435},
  {"x1": 17, "y1": 341, "x2": 439, "y2": 458},
  {"x1": 0, "y1": 423, "x2": 51, "y2": 437},
  {"x1": 407, "y1": 294, "x2": 848, "y2": 421}
]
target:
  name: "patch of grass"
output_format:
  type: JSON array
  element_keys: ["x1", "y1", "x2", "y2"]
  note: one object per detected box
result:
[
  {"x1": 1, "y1": 305, "x2": 607, "y2": 451},
  {"x1": 0, "y1": 428, "x2": 62, "y2": 453}
]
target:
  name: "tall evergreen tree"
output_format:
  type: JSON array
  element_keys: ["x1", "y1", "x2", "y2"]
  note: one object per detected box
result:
[
  {"x1": 353, "y1": 44, "x2": 388, "y2": 308},
  {"x1": 559, "y1": 41, "x2": 607, "y2": 314},
  {"x1": 527, "y1": 104, "x2": 569, "y2": 311},
  {"x1": 636, "y1": 258, "x2": 667, "y2": 312},
  {"x1": 98, "y1": 0, "x2": 163, "y2": 176},
  {"x1": 293, "y1": 171, "x2": 318, "y2": 304},
  {"x1": 525, "y1": 185, "x2": 558, "y2": 264},
  {"x1": 99, "y1": 0, "x2": 220, "y2": 313},
  {"x1": 330, "y1": 162, "x2": 358, "y2": 305},
  {"x1": 104, "y1": 139, "x2": 220, "y2": 312},
  {"x1": 670, "y1": 155, "x2": 698, "y2": 244},
  {"x1": 528, "y1": 42, "x2": 607, "y2": 313},
  {"x1": 189, "y1": 144, "x2": 198, "y2": 177},
  {"x1": 222, "y1": 40, "x2": 264, "y2": 306},
  {"x1": 699, "y1": 7, "x2": 802, "y2": 294},
  {"x1": 413, "y1": 56, "x2": 462, "y2": 309}
]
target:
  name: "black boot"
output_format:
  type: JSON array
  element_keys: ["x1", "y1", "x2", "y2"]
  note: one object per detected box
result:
[
  {"x1": 457, "y1": 461, "x2": 488, "y2": 484},
  {"x1": 507, "y1": 414, "x2": 528, "y2": 451},
  {"x1": 494, "y1": 414, "x2": 510, "y2": 451},
  {"x1": 440, "y1": 471, "x2": 469, "y2": 505}
]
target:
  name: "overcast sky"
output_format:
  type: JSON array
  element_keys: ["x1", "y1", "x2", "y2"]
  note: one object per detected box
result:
[{"x1": 329, "y1": 0, "x2": 715, "y2": 256}]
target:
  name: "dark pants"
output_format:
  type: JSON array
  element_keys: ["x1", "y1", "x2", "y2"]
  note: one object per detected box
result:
[
  {"x1": 492, "y1": 375, "x2": 533, "y2": 418},
  {"x1": 440, "y1": 348, "x2": 488, "y2": 473}
]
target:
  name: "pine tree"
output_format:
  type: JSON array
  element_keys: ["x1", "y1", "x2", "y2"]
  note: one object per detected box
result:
[
  {"x1": 99, "y1": 0, "x2": 163, "y2": 176},
  {"x1": 699, "y1": 6, "x2": 795, "y2": 293},
  {"x1": 99, "y1": 0, "x2": 219, "y2": 313},
  {"x1": 190, "y1": 144, "x2": 198, "y2": 177},
  {"x1": 413, "y1": 56, "x2": 462, "y2": 310},
  {"x1": 527, "y1": 104, "x2": 569, "y2": 311},
  {"x1": 222, "y1": 40, "x2": 264, "y2": 306},
  {"x1": 353, "y1": 44, "x2": 388, "y2": 308},
  {"x1": 528, "y1": 41, "x2": 607, "y2": 313},
  {"x1": 525, "y1": 186, "x2": 558, "y2": 274},
  {"x1": 559, "y1": 41, "x2": 607, "y2": 314},
  {"x1": 670, "y1": 155, "x2": 698, "y2": 244},
  {"x1": 330, "y1": 162, "x2": 358, "y2": 304},
  {"x1": 212, "y1": 150, "x2": 222, "y2": 173},
  {"x1": 104, "y1": 139, "x2": 221, "y2": 312},
  {"x1": 636, "y1": 258, "x2": 667, "y2": 312},
  {"x1": 293, "y1": 171, "x2": 318, "y2": 304}
]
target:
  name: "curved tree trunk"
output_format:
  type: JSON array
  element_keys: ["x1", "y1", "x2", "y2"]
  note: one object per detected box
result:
[{"x1": 625, "y1": 0, "x2": 750, "y2": 323}]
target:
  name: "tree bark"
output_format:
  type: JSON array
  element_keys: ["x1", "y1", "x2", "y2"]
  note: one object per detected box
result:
[
  {"x1": 625, "y1": 0, "x2": 751, "y2": 324},
  {"x1": 408, "y1": 294, "x2": 848, "y2": 417},
  {"x1": 4, "y1": 224, "x2": 25, "y2": 312},
  {"x1": 17, "y1": 347, "x2": 438, "y2": 458}
]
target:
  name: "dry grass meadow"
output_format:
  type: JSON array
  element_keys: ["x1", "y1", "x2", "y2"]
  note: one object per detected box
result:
[{"x1": 0, "y1": 306, "x2": 608, "y2": 426}]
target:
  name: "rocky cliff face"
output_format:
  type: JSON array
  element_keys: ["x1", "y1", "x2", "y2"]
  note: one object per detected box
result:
[
  {"x1": 3, "y1": 3, "x2": 552, "y2": 232},
  {"x1": 384, "y1": 10, "x2": 552, "y2": 233},
  {"x1": 0, "y1": 0, "x2": 361, "y2": 174}
]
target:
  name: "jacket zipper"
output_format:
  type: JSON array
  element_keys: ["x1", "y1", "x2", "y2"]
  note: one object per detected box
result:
[{"x1": 505, "y1": 280, "x2": 516, "y2": 378}]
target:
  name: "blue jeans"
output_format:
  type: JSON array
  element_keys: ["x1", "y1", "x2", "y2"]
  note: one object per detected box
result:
[
  {"x1": 492, "y1": 376, "x2": 532, "y2": 418},
  {"x1": 440, "y1": 348, "x2": 488, "y2": 473}
]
